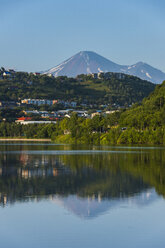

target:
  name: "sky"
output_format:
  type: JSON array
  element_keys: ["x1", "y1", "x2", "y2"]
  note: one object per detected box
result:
[{"x1": 0, "y1": 0, "x2": 165, "y2": 72}]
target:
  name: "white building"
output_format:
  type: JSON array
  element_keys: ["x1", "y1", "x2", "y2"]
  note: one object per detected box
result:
[{"x1": 21, "y1": 99, "x2": 55, "y2": 106}]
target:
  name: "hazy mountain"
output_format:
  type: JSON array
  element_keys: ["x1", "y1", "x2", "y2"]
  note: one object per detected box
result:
[{"x1": 43, "y1": 51, "x2": 165, "y2": 84}]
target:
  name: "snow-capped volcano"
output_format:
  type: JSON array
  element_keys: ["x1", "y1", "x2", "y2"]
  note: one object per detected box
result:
[
  {"x1": 43, "y1": 51, "x2": 123, "y2": 77},
  {"x1": 43, "y1": 51, "x2": 165, "y2": 84}
]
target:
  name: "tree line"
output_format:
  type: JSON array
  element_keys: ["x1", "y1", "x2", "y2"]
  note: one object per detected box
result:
[{"x1": 0, "y1": 111, "x2": 165, "y2": 145}]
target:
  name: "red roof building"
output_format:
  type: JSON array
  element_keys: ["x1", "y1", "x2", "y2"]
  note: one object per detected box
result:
[{"x1": 16, "y1": 117, "x2": 32, "y2": 122}]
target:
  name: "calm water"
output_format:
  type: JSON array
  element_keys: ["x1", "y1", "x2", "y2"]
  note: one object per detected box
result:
[{"x1": 0, "y1": 142, "x2": 165, "y2": 248}]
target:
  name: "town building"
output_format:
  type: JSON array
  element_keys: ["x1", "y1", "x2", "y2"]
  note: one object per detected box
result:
[
  {"x1": 91, "y1": 72, "x2": 126, "y2": 80},
  {"x1": 16, "y1": 117, "x2": 32, "y2": 123},
  {"x1": 15, "y1": 119, "x2": 56, "y2": 125},
  {"x1": 21, "y1": 99, "x2": 56, "y2": 106}
]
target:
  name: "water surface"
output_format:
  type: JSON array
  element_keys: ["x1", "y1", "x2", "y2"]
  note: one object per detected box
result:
[{"x1": 0, "y1": 142, "x2": 165, "y2": 248}]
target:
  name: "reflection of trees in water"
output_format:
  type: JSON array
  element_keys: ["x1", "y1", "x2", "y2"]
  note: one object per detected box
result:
[
  {"x1": 59, "y1": 149, "x2": 165, "y2": 198},
  {"x1": 0, "y1": 147, "x2": 165, "y2": 207},
  {"x1": 0, "y1": 152, "x2": 149, "y2": 206}
]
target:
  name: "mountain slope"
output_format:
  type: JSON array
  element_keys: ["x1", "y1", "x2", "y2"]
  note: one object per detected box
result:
[
  {"x1": 122, "y1": 62, "x2": 165, "y2": 85},
  {"x1": 43, "y1": 51, "x2": 165, "y2": 84},
  {"x1": 43, "y1": 51, "x2": 123, "y2": 77}
]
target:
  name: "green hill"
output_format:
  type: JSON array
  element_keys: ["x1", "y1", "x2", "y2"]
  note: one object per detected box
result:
[
  {"x1": 50, "y1": 80, "x2": 165, "y2": 145},
  {"x1": 120, "y1": 81, "x2": 165, "y2": 129},
  {"x1": 115, "y1": 80, "x2": 165, "y2": 144},
  {"x1": 0, "y1": 72, "x2": 155, "y2": 106}
]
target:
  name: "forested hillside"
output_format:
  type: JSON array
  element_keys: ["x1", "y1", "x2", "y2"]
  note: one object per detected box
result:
[
  {"x1": 0, "y1": 72, "x2": 155, "y2": 106},
  {"x1": 120, "y1": 81, "x2": 165, "y2": 129},
  {"x1": 116, "y1": 80, "x2": 165, "y2": 144}
]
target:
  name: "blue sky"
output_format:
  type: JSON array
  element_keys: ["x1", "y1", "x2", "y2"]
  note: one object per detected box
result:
[{"x1": 0, "y1": 0, "x2": 165, "y2": 72}]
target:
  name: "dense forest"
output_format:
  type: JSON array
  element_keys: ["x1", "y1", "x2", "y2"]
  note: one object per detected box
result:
[
  {"x1": 117, "y1": 80, "x2": 165, "y2": 144},
  {"x1": 120, "y1": 81, "x2": 165, "y2": 129},
  {"x1": 0, "y1": 71, "x2": 155, "y2": 106}
]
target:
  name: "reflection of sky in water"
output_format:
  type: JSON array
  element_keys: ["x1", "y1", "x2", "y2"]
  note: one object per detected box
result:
[
  {"x1": 0, "y1": 192, "x2": 165, "y2": 248},
  {"x1": 0, "y1": 143, "x2": 165, "y2": 247},
  {"x1": 50, "y1": 188, "x2": 159, "y2": 219}
]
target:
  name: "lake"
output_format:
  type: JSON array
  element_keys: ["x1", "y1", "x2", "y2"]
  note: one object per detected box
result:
[{"x1": 0, "y1": 142, "x2": 165, "y2": 248}]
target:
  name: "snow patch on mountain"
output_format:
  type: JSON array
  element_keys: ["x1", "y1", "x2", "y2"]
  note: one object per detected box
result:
[
  {"x1": 98, "y1": 68, "x2": 103, "y2": 72},
  {"x1": 146, "y1": 72, "x2": 152, "y2": 79}
]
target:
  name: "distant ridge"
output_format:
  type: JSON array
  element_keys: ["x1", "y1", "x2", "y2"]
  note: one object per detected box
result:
[{"x1": 43, "y1": 51, "x2": 165, "y2": 84}]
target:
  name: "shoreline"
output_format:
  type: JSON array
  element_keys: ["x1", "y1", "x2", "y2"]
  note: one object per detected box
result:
[{"x1": 0, "y1": 138, "x2": 51, "y2": 142}]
